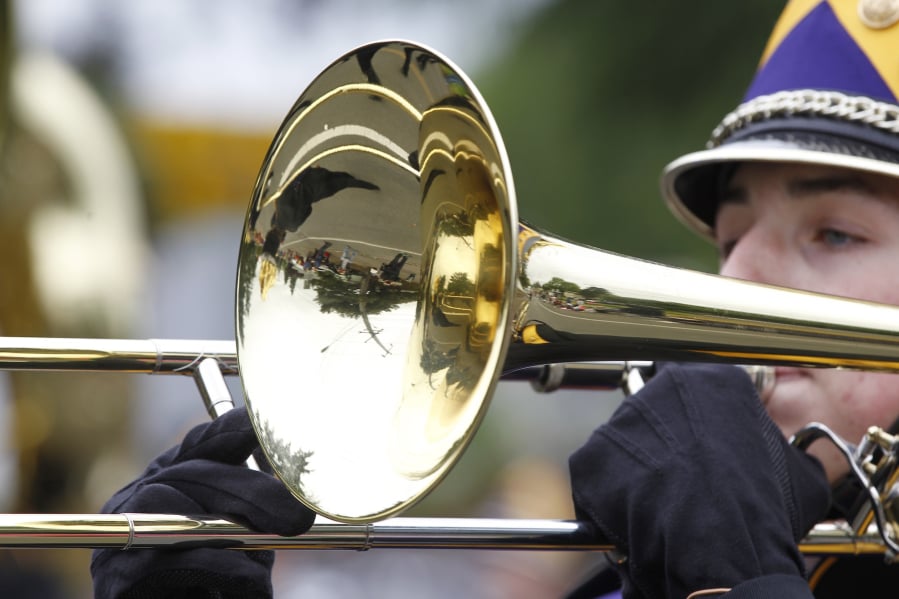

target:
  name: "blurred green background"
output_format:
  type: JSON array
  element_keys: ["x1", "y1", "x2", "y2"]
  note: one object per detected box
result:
[
  {"x1": 0, "y1": 1, "x2": 788, "y2": 597},
  {"x1": 479, "y1": 1, "x2": 784, "y2": 269}
]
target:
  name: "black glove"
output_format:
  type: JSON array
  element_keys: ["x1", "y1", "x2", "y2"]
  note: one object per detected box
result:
[
  {"x1": 569, "y1": 363, "x2": 831, "y2": 599},
  {"x1": 91, "y1": 407, "x2": 315, "y2": 599}
]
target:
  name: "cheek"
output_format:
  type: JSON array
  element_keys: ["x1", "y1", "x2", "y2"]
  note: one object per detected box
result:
[
  {"x1": 807, "y1": 372, "x2": 899, "y2": 483},
  {"x1": 823, "y1": 372, "x2": 899, "y2": 443},
  {"x1": 795, "y1": 231, "x2": 899, "y2": 298},
  {"x1": 808, "y1": 256, "x2": 899, "y2": 440}
]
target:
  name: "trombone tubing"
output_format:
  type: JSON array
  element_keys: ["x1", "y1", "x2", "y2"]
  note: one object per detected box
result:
[
  {"x1": 0, "y1": 337, "x2": 238, "y2": 374},
  {"x1": 0, "y1": 514, "x2": 603, "y2": 550},
  {"x1": 0, "y1": 337, "x2": 886, "y2": 556},
  {"x1": 0, "y1": 337, "x2": 641, "y2": 389},
  {"x1": 0, "y1": 514, "x2": 883, "y2": 555}
]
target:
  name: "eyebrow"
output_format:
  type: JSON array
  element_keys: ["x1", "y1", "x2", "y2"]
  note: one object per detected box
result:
[
  {"x1": 719, "y1": 173, "x2": 877, "y2": 206},
  {"x1": 786, "y1": 174, "x2": 876, "y2": 197}
]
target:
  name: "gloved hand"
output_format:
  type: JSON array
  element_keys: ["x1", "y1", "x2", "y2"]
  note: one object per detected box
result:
[
  {"x1": 569, "y1": 363, "x2": 831, "y2": 599},
  {"x1": 91, "y1": 407, "x2": 315, "y2": 599}
]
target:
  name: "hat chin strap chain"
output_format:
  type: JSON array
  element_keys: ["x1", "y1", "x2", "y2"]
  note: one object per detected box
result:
[
  {"x1": 708, "y1": 89, "x2": 899, "y2": 148},
  {"x1": 792, "y1": 422, "x2": 899, "y2": 561}
]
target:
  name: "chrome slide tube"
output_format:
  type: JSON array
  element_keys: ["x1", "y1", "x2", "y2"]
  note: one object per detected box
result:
[
  {"x1": 0, "y1": 514, "x2": 884, "y2": 555},
  {"x1": 0, "y1": 337, "x2": 237, "y2": 374}
]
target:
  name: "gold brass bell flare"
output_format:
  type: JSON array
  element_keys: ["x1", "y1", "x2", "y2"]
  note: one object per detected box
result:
[{"x1": 236, "y1": 41, "x2": 516, "y2": 524}]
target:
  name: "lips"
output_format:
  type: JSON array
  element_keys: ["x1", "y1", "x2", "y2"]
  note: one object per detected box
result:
[
  {"x1": 757, "y1": 367, "x2": 809, "y2": 406},
  {"x1": 755, "y1": 366, "x2": 809, "y2": 406}
]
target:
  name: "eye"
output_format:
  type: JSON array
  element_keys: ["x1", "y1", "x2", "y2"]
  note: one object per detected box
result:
[{"x1": 814, "y1": 227, "x2": 863, "y2": 248}]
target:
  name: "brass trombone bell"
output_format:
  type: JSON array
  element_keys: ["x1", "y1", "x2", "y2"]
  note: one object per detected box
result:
[{"x1": 236, "y1": 40, "x2": 899, "y2": 525}]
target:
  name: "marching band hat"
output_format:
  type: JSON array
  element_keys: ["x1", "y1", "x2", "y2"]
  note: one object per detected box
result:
[{"x1": 662, "y1": 0, "x2": 899, "y2": 241}]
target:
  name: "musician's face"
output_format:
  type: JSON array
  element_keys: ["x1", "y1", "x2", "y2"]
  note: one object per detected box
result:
[{"x1": 715, "y1": 161, "x2": 899, "y2": 482}]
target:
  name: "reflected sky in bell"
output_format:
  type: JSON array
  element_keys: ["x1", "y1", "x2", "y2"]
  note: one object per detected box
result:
[{"x1": 239, "y1": 263, "x2": 421, "y2": 513}]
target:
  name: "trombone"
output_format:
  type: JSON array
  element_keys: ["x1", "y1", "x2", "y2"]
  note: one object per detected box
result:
[{"x1": 4, "y1": 40, "x2": 899, "y2": 557}]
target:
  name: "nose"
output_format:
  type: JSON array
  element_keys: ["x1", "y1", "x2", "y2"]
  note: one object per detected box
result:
[{"x1": 718, "y1": 225, "x2": 792, "y2": 287}]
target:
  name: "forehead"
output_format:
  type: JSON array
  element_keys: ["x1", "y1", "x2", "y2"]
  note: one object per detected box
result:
[{"x1": 726, "y1": 162, "x2": 899, "y2": 200}]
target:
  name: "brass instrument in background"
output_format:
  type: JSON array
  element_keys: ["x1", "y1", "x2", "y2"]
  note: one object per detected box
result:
[
  {"x1": 0, "y1": 0, "x2": 148, "y2": 520},
  {"x1": 2, "y1": 40, "x2": 899, "y2": 558},
  {"x1": 0, "y1": 3, "x2": 150, "y2": 591}
]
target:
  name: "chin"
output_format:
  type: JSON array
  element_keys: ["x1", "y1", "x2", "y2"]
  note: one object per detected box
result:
[{"x1": 765, "y1": 388, "x2": 817, "y2": 438}]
